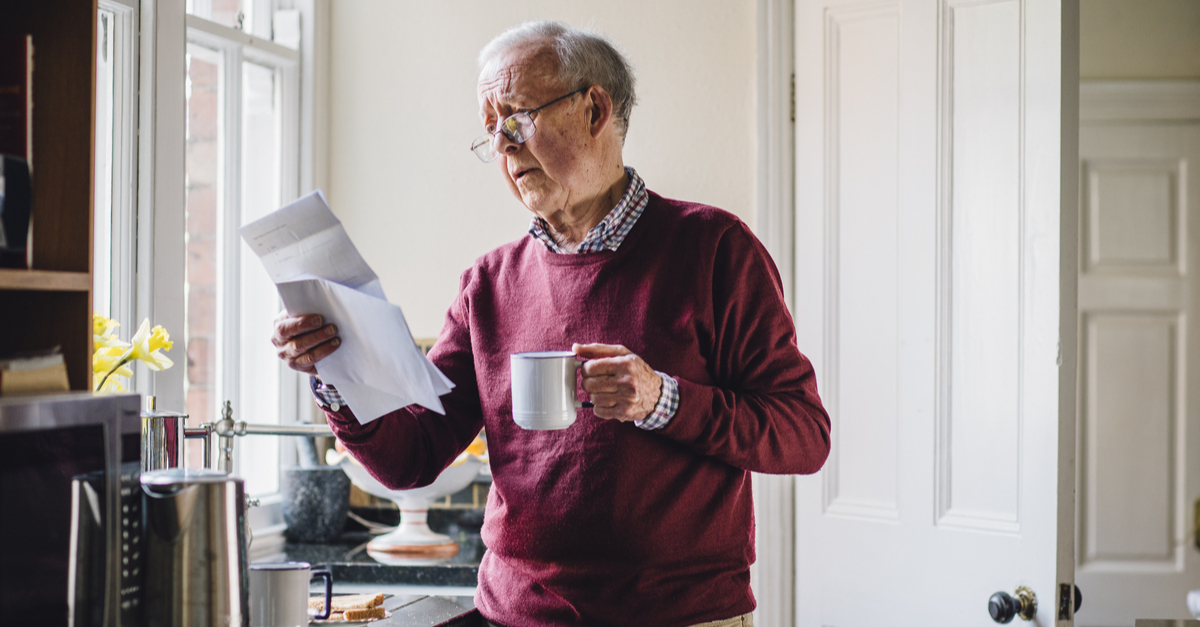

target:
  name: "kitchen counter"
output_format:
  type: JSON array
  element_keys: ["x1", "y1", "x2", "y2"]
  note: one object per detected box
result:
[
  {"x1": 278, "y1": 508, "x2": 485, "y2": 588},
  {"x1": 262, "y1": 508, "x2": 486, "y2": 626},
  {"x1": 312, "y1": 586, "x2": 480, "y2": 627}
]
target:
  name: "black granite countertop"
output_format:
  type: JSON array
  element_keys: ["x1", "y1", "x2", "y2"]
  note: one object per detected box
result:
[{"x1": 275, "y1": 507, "x2": 486, "y2": 588}]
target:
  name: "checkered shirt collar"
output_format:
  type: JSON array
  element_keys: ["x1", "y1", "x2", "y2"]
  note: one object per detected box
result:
[{"x1": 528, "y1": 167, "x2": 648, "y2": 254}]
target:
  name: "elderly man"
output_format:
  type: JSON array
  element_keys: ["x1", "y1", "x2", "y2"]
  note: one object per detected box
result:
[{"x1": 273, "y1": 21, "x2": 830, "y2": 627}]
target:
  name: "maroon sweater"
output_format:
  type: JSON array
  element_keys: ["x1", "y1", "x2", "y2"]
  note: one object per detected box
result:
[{"x1": 325, "y1": 191, "x2": 830, "y2": 626}]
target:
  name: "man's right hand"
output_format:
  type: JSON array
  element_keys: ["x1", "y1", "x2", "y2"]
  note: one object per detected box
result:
[{"x1": 272, "y1": 311, "x2": 341, "y2": 374}]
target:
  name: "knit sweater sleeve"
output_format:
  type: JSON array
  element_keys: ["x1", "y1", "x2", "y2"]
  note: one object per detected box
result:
[
  {"x1": 322, "y1": 268, "x2": 485, "y2": 490},
  {"x1": 656, "y1": 220, "x2": 831, "y2": 475}
]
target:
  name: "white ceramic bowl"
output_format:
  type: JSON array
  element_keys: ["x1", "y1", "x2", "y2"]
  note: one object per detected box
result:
[
  {"x1": 327, "y1": 449, "x2": 483, "y2": 553},
  {"x1": 329, "y1": 450, "x2": 483, "y2": 507}
]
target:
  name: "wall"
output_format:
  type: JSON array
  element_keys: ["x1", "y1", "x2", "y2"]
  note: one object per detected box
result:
[
  {"x1": 1081, "y1": 0, "x2": 1200, "y2": 80},
  {"x1": 327, "y1": 1, "x2": 757, "y2": 338}
]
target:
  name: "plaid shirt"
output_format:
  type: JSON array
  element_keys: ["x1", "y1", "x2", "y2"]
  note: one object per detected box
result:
[{"x1": 313, "y1": 167, "x2": 678, "y2": 430}]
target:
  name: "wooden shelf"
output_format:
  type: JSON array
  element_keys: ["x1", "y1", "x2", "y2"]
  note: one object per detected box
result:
[
  {"x1": 0, "y1": 268, "x2": 91, "y2": 291},
  {"x1": 0, "y1": 0, "x2": 96, "y2": 391}
]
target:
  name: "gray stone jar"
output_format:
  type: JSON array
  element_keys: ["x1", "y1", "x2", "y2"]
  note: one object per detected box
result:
[{"x1": 281, "y1": 466, "x2": 351, "y2": 543}]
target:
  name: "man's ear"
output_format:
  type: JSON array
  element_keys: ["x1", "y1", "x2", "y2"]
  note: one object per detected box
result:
[{"x1": 584, "y1": 86, "x2": 614, "y2": 139}]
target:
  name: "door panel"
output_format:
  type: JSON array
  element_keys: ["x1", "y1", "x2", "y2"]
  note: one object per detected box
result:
[
  {"x1": 941, "y1": 0, "x2": 1024, "y2": 532},
  {"x1": 1083, "y1": 314, "x2": 1177, "y2": 566},
  {"x1": 794, "y1": 0, "x2": 1078, "y2": 624},
  {"x1": 823, "y1": 0, "x2": 903, "y2": 521},
  {"x1": 1075, "y1": 122, "x2": 1200, "y2": 625}
]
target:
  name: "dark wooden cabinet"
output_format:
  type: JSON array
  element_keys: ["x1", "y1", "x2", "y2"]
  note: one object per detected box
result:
[{"x1": 0, "y1": 0, "x2": 97, "y2": 390}]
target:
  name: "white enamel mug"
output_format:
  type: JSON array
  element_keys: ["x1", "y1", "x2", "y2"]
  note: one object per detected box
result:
[
  {"x1": 249, "y1": 561, "x2": 332, "y2": 627},
  {"x1": 510, "y1": 351, "x2": 594, "y2": 430}
]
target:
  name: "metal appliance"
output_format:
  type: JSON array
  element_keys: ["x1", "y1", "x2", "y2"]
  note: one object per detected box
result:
[
  {"x1": 141, "y1": 468, "x2": 250, "y2": 627},
  {"x1": 0, "y1": 392, "x2": 142, "y2": 627}
]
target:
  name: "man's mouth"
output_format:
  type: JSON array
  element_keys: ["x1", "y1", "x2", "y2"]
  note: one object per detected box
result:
[{"x1": 513, "y1": 167, "x2": 533, "y2": 180}]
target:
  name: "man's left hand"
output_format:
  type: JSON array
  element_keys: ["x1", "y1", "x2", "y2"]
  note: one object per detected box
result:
[{"x1": 574, "y1": 343, "x2": 661, "y2": 423}]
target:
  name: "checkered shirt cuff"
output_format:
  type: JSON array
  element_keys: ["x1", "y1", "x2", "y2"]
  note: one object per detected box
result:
[
  {"x1": 635, "y1": 372, "x2": 679, "y2": 431},
  {"x1": 310, "y1": 375, "x2": 347, "y2": 412}
]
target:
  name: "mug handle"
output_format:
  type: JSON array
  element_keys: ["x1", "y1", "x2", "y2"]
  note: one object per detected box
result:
[
  {"x1": 574, "y1": 361, "x2": 595, "y2": 409},
  {"x1": 309, "y1": 568, "x2": 333, "y2": 620}
]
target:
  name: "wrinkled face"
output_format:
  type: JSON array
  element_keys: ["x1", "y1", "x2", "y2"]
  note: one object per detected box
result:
[{"x1": 477, "y1": 45, "x2": 593, "y2": 220}]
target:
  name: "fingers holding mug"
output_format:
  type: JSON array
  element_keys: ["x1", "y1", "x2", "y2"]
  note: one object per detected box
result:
[{"x1": 573, "y1": 343, "x2": 661, "y2": 423}]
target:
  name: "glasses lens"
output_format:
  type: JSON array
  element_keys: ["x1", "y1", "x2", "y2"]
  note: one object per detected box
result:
[
  {"x1": 503, "y1": 112, "x2": 535, "y2": 143},
  {"x1": 471, "y1": 134, "x2": 496, "y2": 162}
]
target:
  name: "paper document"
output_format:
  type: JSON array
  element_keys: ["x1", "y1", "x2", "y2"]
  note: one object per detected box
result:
[{"x1": 240, "y1": 190, "x2": 453, "y2": 423}]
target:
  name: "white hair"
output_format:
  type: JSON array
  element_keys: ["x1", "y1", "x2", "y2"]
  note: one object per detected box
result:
[{"x1": 478, "y1": 21, "x2": 637, "y2": 141}]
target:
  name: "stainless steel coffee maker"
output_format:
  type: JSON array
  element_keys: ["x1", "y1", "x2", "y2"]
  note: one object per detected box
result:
[
  {"x1": 137, "y1": 398, "x2": 334, "y2": 627},
  {"x1": 141, "y1": 468, "x2": 250, "y2": 627}
]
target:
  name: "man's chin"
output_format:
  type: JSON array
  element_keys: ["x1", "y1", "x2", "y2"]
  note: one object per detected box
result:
[{"x1": 519, "y1": 190, "x2": 559, "y2": 218}]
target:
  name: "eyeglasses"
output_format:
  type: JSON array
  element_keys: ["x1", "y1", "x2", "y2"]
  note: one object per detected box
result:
[{"x1": 470, "y1": 88, "x2": 585, "y2": 163}]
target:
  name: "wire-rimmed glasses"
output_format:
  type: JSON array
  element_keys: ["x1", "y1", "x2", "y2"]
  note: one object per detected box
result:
[{"x1": 470, "y1": 88, "x2": 585, "y2": 162}]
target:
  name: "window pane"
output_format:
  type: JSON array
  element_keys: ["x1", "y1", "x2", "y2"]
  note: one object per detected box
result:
[
  {"x1": 184, "y1": 45, "x2": 223, "y2": 467},
  {"x1": 93, "y1": 9, "x2": 115, "y2": 318},
  {"x1": 239, "y1": 61, "x2": 282, "y2": 496},
  {"x1": 186, "y1": 0, "x2": 246, "y2": 32}
]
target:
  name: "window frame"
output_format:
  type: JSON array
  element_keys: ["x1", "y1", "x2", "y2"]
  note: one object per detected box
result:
[
  {"x1": 183, "y1": 12, "x2": 304, "y2": 538},
  {"x1": 94, "y1": 0, "x2": 140, "y2": 350},
  {"x1": 126, "y1": 0, "x2": 319, "y2": 555}
]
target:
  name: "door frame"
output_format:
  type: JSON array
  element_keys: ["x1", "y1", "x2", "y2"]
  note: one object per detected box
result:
[{"x1": 753, "y1": 1, "x2": 797, "y2": 627}]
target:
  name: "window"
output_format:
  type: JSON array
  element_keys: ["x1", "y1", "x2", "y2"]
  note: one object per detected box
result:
[
  {"x1": 183, "y1": 7, "x2": 301, "y2": 497},
  {"x1": 93, "y1": 0, "x2": 138, "y2": 338}
]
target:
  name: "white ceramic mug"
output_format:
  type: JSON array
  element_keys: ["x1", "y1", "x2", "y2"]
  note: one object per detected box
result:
[
  {"x1": 249, "y1": 561, "x2": 332, "y2": 627},
  {"x1": 510, "y1": 351, "x2": 594, "y2": 430}
]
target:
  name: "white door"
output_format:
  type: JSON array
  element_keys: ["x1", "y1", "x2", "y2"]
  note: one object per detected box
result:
[
  {"x1": 1074, "y1": 83, "x2": 1200, "y2": 626},
  {"x1": 792, "y1": 1, "x2": 1079, "y2": 625}
]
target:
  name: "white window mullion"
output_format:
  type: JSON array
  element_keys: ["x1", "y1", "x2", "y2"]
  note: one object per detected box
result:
[
  {"x1": 219, "y1": 44, "x2": 244, "y2": 449},
  {"x1": 275, "y1": 59, "x2": 303, "y2": 441},
  {"x1": 103, "y1": 0, "x2": 139, "y2": 341},
  {"x1": 94, "y1": 8, "x2": 115, "y2": 321}
]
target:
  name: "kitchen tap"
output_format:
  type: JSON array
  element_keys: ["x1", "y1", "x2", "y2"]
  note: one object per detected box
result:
[{"x1": 210, "y1": 400, "x2": 335, "y2": 473}]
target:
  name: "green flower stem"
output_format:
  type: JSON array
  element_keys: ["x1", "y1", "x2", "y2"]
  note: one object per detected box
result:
[{"x1": 96, "y1": 352, "x2": 134, "y2": 392}]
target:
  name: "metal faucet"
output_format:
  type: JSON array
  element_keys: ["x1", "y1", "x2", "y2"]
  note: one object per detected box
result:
[
  {"x1": 143, "y1": 397, "x2": 333, "y2": 473},
  {"x1": 210, "y1": 400, "x2": 334, "y2": 473}
]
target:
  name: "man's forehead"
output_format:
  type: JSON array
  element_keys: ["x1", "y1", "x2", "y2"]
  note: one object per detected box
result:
[{"x1": 477, "y1": 45, "x2": 559, "y2": 105}]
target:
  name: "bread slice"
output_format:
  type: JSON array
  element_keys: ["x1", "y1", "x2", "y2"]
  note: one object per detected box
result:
[
  {"x1": 309, "y1": 592, "x2": 385, "y2": 614},
  {"x1": 342, "y1": 606, "x2": 386, "y2": 621},
  {"x1": 332, "y1": 593, "x2": 383, "y2": 611}
]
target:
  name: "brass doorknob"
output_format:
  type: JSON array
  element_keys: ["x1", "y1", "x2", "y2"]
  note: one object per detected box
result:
[{"x1": 989, "y1": 586, "x2": 1037, "y2": 623}]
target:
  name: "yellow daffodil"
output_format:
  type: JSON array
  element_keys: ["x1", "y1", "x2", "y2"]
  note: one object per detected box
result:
[
  {"x1": 93, "y1": 313, "x2": 116, "y2": 338},
  {"x1": 92, "y1": 372, "x2": 126, "y2": 393},
  {"x1": 148, "y1": 325, "x2": 173, "y2": 353},
  {"x1": 92, "y1": 347, "x2": 133, "y2": 379},
  {"x1": 92, "y1": 313, "x2": 127, "y2": 350},
  {"x1": 127, "y1": 319, "x2": 174, "y2": 371},
  {"x1": 92, "y1": 314, "x2": 174, "y2": 392}
]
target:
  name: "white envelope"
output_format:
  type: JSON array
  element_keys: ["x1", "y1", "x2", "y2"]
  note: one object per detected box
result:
[{"x1": 240, "y1": 191, "x2": 454, "y2": 423}]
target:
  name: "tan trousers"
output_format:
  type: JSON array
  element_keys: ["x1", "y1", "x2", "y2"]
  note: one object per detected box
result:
[
  {"x1": 485, "y1": 611, "x2": 754, "y2": 627},
  {"x1": 688, "y1": 612, "x2": 755, "y2": 627}
]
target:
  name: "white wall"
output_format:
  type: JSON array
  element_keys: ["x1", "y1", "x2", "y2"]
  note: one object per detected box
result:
[
  {"x1": 327, "y1": 1, "x2": 758, "y2": 338},
  {"x1": 1081, "y1": 0, "x2": 1200, "y2": 80}
]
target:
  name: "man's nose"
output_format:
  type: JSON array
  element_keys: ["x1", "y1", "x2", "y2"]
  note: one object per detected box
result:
[{"x1": 494, "y1": 129, "x2": 521, "y2": 155}]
